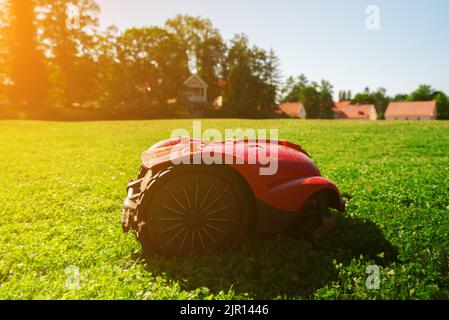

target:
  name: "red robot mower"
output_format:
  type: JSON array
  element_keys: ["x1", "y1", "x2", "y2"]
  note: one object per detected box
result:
[{"x1": 122, "y1": 137, "x2": 345, "y2": 257}]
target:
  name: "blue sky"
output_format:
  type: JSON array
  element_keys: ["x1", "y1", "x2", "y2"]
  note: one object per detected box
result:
[{"x1": 96, "y1": 0, "x2": 449, "y2": 97}]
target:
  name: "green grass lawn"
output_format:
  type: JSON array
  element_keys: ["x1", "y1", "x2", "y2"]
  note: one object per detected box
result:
[{"x1": 0, "y1": 119, "x2": 448, "y2": 299}]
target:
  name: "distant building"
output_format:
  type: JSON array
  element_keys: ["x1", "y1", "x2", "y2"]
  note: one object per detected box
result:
[
  {"x1": 278, "y1": 102, "x2": 307, "y2": 119},
  {"x1": 335, "y1": 104, "x2": 377, "y2": 120},
  {"x1": 333, "y1": 108, "x2": 348, "y2": 119},
  {"x1": 184, "y1": 74, "x2": 208, "y2": 116},
  {"x1": 334, "y1": 101, "x2": 352, "y2": 110},
  {"x1": 384, "y1": 101, "x2": 436, "y2": 120},
  {"x1": 184, "y1": 74, "x2": 208, "y2": 103}
]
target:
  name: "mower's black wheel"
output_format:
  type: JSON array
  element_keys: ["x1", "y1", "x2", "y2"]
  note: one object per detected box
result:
[
  {"x1": 289, "y1": 191, "x2": 335, "y2": 243},
  {"x1": 135, "y1": 165, "x2": 250, "y2": 257}
]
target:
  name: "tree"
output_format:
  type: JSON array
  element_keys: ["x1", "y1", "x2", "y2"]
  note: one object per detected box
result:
[
  {"x1": 94, "y1": 25, "x2": 120, "y2": 109},
  {"x1": 352, "y1": 87, "x2": 373, "y2": 103},
  {"x1": 392, "y1": 93, "x2": 408, "y2": 101},
  {"x1": 38, "y1": 0, "x2": 100, "y2": 108},
  {"x1": 282, "y1": 76, "x2": 335, "y2": 119},
  {"x1": 338, "y1": 90, "x2": 352, "y2": 102},
  {"x1": 407, "y1": 85, "x2": 449, "y2": 119},
  {"x1": 249, "y1": 46, "x2": 281, "y2": 111},
  {"x1": 352, "y1": 87, "x2": 389, "y2": 119},
  {"x1": 319, "y1": 80, "x2": 335, "y2": 119},
  {"x1": 0, "y1": 0, "x2": 9, "y2": 100},
  {"x1": 434, "y1": 92, "x2": 449, "y2": 120},
  {"x1": 259, "y1": 48, "x2": 282, "y2": 110},
  {"x1": 281, "y1": 74, "x2": 308, "y2": 103},
  {"x1": 408, "y1": 85, "x2": 434, "y2": 102},
  {"x1": 282, "y1": 76, "x2": 296, "y2": 102},
  {"x1": 165, "y1": 15, "x2": 226, "y2": 107},
  {"x1": 104, "y1": 27, "x2": 189, "y2": 116},
  {"x1": 222, "y1": 34, "x2": 256, "y2": 116},
  {"x1": 222, "y1": 34, "x2": 281, "y2": 117},
  {"x1": 300, "y1": 85, "x2": 321, "y2": 119},
  {"x1": 7, "y1": 0, "x2": 49, "y2": 109}
]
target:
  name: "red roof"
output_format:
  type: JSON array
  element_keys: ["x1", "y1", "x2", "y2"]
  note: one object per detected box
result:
[
  {"x1": 278, "y1": 102, "x2": 305, "y2": 117},
  {"x1": 385, "y1": 101, "x2": 436, "y2": 117},
  {"x1": 338, "y1": 104, "x2": 376, "y2": 119},
  {"x1": 335, "y1": 101, "x2": 352, "y2": 109}
]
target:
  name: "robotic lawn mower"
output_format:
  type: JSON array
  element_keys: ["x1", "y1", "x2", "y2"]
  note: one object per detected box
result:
[{"x1": 122, "y1": 137, "x2": 345, "y2": 257}]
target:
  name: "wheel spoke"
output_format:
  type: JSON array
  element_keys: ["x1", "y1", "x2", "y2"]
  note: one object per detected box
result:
[
  {"x1": 199, "y1": 186, "x2": 212, "y2": 209},
  {"x1": 182, "y1": 185, "x2": 192, "y2": 208},
  {"x1": 169, "y1": 192, "x2": 186, "y2": 210},
  {"x1": 178, "y1": 229, "x2": 190, "y2": 252},
  {"x1": 194, "y1": 180, "x2": 199, "y2": 207},
  {"x1": 159, "y1": 223, "x2": 183, "y2": 235},
  {"x1": 205, "y1": 223, "x2": 227, "y2": 235},
  {"x1": 201, "y1": 227, "x2": 218, "y2": 245},
  {"x1": 146, "y1": 170, "x2": 244, "y2": 256},
  {"x1": 162, "y1": 205, "x2": 185, "y2": 216},
  {"x1": 203, "y1": 194, "x2": 224, "y2": 211},
  {"x1": 166, "y1": 227, "x2": 186, "y2": 246},
  {"x1": 205, "y1": 206, "x2": 229, "y2": 216},
  {"x1": 157, "y1": 218, "x2": 183, "y2": 222},
  {"x1": 197, "y1": 229, "x2": 206, "y2": 251}
]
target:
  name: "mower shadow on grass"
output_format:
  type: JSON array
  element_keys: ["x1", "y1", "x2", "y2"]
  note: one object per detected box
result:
[{"x1": 141, "y1": 214, "x2": 398, "y2": 299}]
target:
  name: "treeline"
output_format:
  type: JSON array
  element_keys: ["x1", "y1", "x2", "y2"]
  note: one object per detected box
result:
[
  {"x1": 282, "y1": 76, "x2": 449, "y2": 120},
  {"x1": 0, "y1": 0, "x2": 448, "y2": 120},
  {"x1": 0, "y1": 0, "x2": 282, "y2": 119}
]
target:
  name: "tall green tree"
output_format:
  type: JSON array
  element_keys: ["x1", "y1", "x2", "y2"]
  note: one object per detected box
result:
[
  {"x1": 281, "y1": 74, "x2": 308, "y2": 103},
  {"x1": 338, "y1": 90, "x2": 352, "y2": 102},
  {"x1": 249, "y1": 46, "x2": 281, "y2": 111},
  {"x1": 407, "y1": 85, "x2": 434, "y2": 102},
  {"x1": 319, "y1": 80, "x2": 335, "y2": 118},
  {"x1": 94, "y1": 25, "x2": 121, "y2": 109},
  {"x1": 38, "y1": 0, "x2": 100, "y2": 108},
  {"x1": 434, "y1": 92, "x2": 449, "y2": 120},
  {"x1": 222, "y1": 34, "x2": 256, "y2": 116},
  {"x1": 222, "y1": 34, "x2": 280, "y2": 116},
  {"x1": 259, "y1": 48, "x2": 282, "y2": 110},
  {"x1": 105, "y1": 27, "x2": 189, "y2": 116},
  {"x1": 7, "y1": 0, "x2": 49, "y2": 109},
  {"x1": 300, "y1": 84, "x2": 321, "y2": 119}
]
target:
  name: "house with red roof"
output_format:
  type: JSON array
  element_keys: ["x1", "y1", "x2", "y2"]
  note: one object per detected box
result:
[
  {"x1": 278, "y1": 102, "x2": 307, "y2": 119},
  {"x1": 384, "y1": 101, "x2": 436, "y2": 120},
  {"x1": 334, "y1": 100, "x2": 352, "y2": 110},
  {"x1": 333, "y1": 101, "x2": 378, "y2": 120}
]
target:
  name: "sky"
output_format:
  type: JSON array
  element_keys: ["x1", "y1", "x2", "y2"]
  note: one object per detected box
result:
[{"x1": 95, "y1": 0, "x2": 449, "y2": 97}]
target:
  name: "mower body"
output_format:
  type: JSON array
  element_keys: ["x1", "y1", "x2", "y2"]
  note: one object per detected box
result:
[{"x1": 125, "y1": 137, "x2": 345, "y2": 238}]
